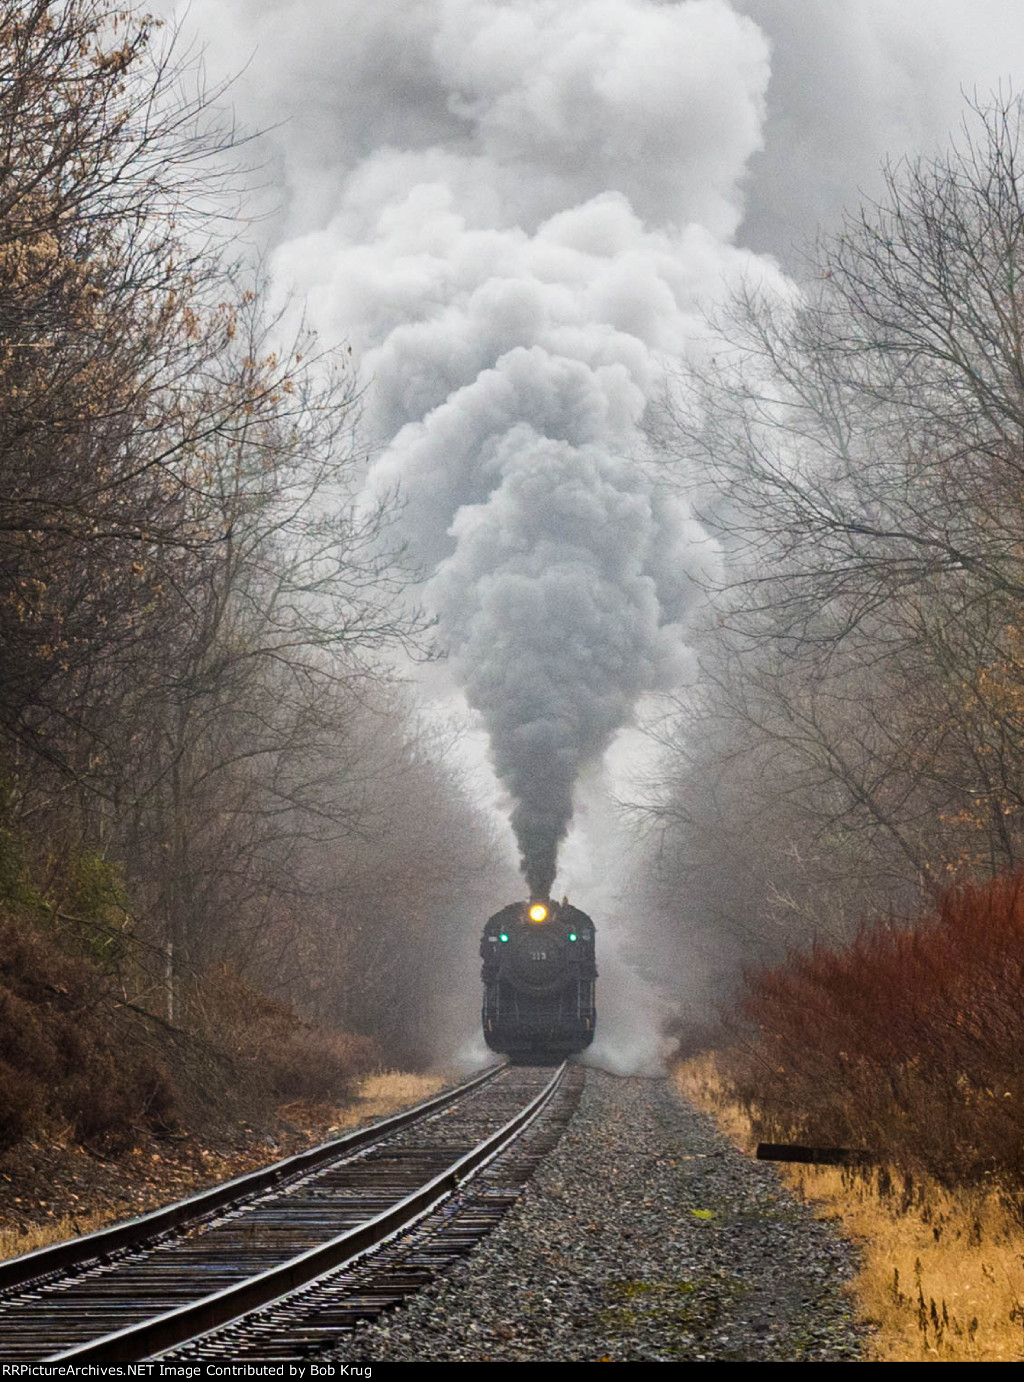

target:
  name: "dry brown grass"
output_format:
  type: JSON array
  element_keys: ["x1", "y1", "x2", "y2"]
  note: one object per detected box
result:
[
  {"x1": 0, "y1": 1207, "x2": 121, "y2": 1263},
  {"x1": 279, "y1": 1069, "x2": 446, "y2": 1135},
  {"x1": 793, "y1": 1163, "x2": 1024, "y2": 1361},
  {"x1": 676, "y1": 1057, "x2": 1024, "y2": 1362},
  {"x1": 676, "y1": 1053, "x2": 756, "y2": 1151},
  {"x1": 354, "y1": 1069, "x2": 446, "y2": 1111}
]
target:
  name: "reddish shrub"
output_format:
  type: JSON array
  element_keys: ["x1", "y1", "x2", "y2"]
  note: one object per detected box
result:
[{"x1": 727, "y1": 871, "x2": 1024, "y2": 1187}]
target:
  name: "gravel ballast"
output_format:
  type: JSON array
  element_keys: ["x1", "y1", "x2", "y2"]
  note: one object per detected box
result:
[{"x1": 339, "y1": 1068, "x2": 866, "y2": 1362}]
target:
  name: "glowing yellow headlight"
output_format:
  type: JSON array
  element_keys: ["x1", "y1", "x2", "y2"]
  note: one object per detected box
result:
[{"x1": 528, "y1": 903, "x2": 548, "y2": 922}]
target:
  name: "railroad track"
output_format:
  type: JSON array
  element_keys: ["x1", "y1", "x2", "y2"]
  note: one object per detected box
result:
[{"x1": 0, "y1": 1062, "x2": 583, "y2": 1361}]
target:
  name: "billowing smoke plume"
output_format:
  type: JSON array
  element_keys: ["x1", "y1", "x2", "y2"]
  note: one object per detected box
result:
[
  {"x1": 257, "y1": 0, "x2": 782, "y2": 892},
  {"x1": 427, "y1": 356, "x2": 700, "y2": 897},
  {"x1": 151, "y1": 0, "x2": 1024, "y2": 1058},
  {"x1": 362, "y1": 230, "x2": 734, "y2": 895},
  {"x1": 168, "y1": 0, "x2": 787, "y2": 890}
]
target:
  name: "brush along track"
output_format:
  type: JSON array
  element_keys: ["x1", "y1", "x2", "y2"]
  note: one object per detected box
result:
[{"x1": 0, "y1": 1062, "x2": 578, "y2": 1361}]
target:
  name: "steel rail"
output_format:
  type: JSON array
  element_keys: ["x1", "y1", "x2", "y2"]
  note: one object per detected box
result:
[
  {"x1": 51, "y1": 1062, "x2": 567, "y2": 1362},
  {"x1": 0, "y1": 1061, "x2": 505, "y2": 1294}
]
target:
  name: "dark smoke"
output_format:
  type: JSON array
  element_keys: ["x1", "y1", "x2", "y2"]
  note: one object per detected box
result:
[{"x1": 438, "y1": 428, "x2": 701, "y2": 896}]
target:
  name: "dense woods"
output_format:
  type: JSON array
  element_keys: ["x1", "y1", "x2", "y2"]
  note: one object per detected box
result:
[
  {"x1": 647, "y1": 95, "x2": 1024, "y2": 995},
  {"x1": 647, "y1": 96, "x2": 1024, "y2": 1198},
  {"x1": 0, "y1": 0, "x2": 510, "y2": 1151}
]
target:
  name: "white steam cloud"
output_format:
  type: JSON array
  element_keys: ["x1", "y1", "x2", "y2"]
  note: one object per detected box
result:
[{"x1": 247, "y1": 0, "x2": 780, "y2": 893}]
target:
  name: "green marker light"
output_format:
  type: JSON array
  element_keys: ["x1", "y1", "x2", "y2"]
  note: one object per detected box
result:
[
  {"x1": 568, "y1": 932, "x2": 577, "y2": 942},
  {"x1": 499, "y1": 933, "x2": 509, "y2": 942}
]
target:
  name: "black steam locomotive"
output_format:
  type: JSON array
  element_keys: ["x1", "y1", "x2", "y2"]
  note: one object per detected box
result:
[{"x1": 481, "y1": 898, "x2": 597, "y2": 1062}]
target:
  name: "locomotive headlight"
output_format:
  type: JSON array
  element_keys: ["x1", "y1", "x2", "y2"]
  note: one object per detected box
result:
[{"x1": 528, "y1": 903, "x2": 548, "y2": 922}]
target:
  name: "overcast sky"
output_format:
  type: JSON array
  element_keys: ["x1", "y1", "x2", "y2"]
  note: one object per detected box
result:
[
  {"x1": 733, "y1": 0, "x2": 1024, "y2": 262},
  {"x1": 169, "y1": 0, "x2": 1024, "y2": 269}
]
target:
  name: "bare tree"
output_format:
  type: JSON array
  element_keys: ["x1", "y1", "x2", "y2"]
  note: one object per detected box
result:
[
  {"x1": 0, "y1": 1, "x2": 515, "y2": 1074},
  {"x1": 647, "y1": 94, "x2": 1024, "y2": 984},
  {"x1": 0, "y1": 1, "x2": 435, "y2": 1028}
]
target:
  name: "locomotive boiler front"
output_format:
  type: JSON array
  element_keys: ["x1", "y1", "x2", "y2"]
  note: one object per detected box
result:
[{"x1": 481, "y1": 898, "x2": 597, "y2": 1062}]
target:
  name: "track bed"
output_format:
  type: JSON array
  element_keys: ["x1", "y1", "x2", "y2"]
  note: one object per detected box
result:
[{"x1": 0, "y1": 1063, "x2": 582, "y2": 1361}]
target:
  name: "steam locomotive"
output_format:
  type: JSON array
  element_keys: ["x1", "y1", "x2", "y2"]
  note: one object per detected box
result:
[{"x1": 481, "y1": 898, "x2": 597, "y2": 1062}]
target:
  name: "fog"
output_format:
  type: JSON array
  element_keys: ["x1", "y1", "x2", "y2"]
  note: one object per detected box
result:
[{"x1": 161, "y1": 0, "x2": 1024, "y2": 1064}]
